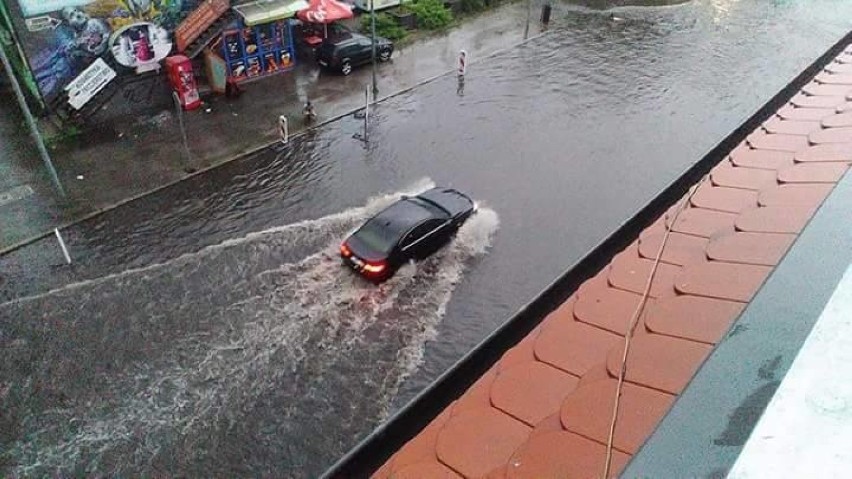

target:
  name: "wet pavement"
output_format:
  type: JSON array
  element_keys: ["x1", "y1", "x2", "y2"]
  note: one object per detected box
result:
[
  {"x1": 0, "y1": 1, "x2": 540, "y2": 251},
  {"x1": 3, "y1": 0, "x2": 852, "y2": 477}
]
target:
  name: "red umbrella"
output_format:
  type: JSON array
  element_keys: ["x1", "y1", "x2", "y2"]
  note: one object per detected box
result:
[{"x1": 297, "y1": 0, "x2": 353, "y2": 24}]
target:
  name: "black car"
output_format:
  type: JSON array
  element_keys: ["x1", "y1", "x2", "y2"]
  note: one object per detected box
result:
[
  {"x1": 316, "y1": 32, "x2": 393, "y2": 75},
  {"x1": 340, "y1": 187, "x2": 477, "y2": 282}
]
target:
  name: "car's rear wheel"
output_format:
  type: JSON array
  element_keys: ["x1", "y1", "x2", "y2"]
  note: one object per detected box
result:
[
  {"x1": 379, "y1": 49, "x2": 391, "y2": 62},
  {"x1": 341, "y1": 60, "x2": 352, "y2": 75}
]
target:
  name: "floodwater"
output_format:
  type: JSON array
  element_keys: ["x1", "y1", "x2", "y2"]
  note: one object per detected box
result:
[{"x1": 2, "y1": 0, "x2": 852, "y2": 476}]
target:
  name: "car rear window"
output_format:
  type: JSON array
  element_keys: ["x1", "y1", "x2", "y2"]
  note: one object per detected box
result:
[
  {"x1": 352, "y1": 200, "x2": 436, "y2": 254},
  {"x1": 353, "y1": 217, "x2": 401, "y2": 254}
]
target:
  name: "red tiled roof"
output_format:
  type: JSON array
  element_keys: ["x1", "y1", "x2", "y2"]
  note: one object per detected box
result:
[{"x1": 373, "y1": 48, "x2": 852, "y2": 479}]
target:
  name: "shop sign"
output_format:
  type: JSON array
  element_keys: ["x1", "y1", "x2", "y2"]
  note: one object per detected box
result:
[
  {"x1": 175, "y1": 0, "x2": 230, "y2": 52},
  {"x1": 64, "y1": 57, "x2": 116, "y2": 110},
  {"x1": 25, "y1": 15, "x2": 62, "y2": 32},
  {"x1": 109, "y1": 22, "x2": 172, "y2": 71}
]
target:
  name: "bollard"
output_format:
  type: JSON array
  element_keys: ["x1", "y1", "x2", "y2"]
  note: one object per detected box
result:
[
  {"x1": 541, "y1": 3, "x2": 552, "y2": 25},
  {"x1": 458, "y1": 50, "x2": 467, "y2": 77},
  {"x1": 364, "y1": 87, "x2": 370, "y2": 142},
  {"x1": 54, "y1": 228, "x2": 72, "y2": 264},
  {"x1": 279, "y1": 115, "x2": 288, "y2": 144}
]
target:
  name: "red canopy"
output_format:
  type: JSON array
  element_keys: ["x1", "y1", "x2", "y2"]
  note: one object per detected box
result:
[{"x1": 297, "y1": 0, "x2": 353, "y2": 23}]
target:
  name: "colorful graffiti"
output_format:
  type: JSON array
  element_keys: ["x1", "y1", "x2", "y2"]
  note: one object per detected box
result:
[{"x1": 16, "y1": 0, "x2": 199, "y2": 99}]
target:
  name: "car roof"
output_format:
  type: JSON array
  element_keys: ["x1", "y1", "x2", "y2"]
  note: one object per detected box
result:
[
  {"x1": 324, "y1": 32, "x2": 365, "y2": 46},
  {"x1": 360, "y1": 197, "x2": 446, "y2": 234}
]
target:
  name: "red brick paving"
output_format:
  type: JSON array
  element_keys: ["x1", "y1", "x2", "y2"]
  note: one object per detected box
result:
[{"x1": 374, "y1": 47, "x2": 852, "y2": 479}]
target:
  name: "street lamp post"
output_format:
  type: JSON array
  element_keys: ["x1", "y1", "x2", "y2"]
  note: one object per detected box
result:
[
  {"x1": 370, "y1": 0, "x2": 378, "y2": 97},
  {"x1": 0, "y1": 37, "x2": 65, "y2": 197}
]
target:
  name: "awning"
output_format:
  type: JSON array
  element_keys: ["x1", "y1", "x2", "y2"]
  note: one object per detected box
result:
[
  {"x1": 233, "y1": 0, "x2": 309, "y2": 26},
  {"x1": 296, "y1": 0, "x2": 353, "y2": 24}
]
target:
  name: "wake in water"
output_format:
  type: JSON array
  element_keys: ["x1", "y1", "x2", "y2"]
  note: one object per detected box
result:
[{"x1": 0, "y1": 179, "x2": 499, "y2": 477}]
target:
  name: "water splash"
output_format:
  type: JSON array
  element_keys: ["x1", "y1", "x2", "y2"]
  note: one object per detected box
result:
[{"x1": 0, "y1": 181, "x2": 499, "y2": 477}]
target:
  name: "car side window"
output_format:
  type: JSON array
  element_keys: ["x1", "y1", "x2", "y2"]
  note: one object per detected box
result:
[{"x1": 402, "y1": 220, "x2": 444, "y2": 249}]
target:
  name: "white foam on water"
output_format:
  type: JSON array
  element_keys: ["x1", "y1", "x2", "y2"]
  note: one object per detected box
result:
[
  {"x1": 2, "y1": 182, "x2": 499, "y2": 477},
  {"x1": 0, "y1": 177, "x2": 437, "y2": 310}
]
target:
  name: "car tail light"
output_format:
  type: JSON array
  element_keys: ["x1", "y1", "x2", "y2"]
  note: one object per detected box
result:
[
  {"x1": 340, "y1": 242, "x2": 352, "y2": 257},
  {"x1": 363, "y1": 261, "x2": 386, "y2": 275}
]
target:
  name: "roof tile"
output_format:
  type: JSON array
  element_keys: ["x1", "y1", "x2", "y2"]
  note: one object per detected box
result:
[
  {"x1": 675, "y1": 261, "x2": 772, "y2": 302},
  {"x1": 483, "y1": 465, "x2": 509, "y2": 478},
  {"x1": 710, "y1": 161, "x2": 779, "y2": 190},
  {"x1": 778, "y1": 163, "x2": 849, "y2": 184},
  {"x1": 560, "y1": 379, "x2": 674, "y2": 454},
  {"x1": 505, "y1": 431, "x2": 631, "y2": 479},
  {"x1": 801, "y1": 82, "x2": 852, "y2": 96},
  {"x1": 374, "y1": 459, "x2": 395, "y2": 479},
  {"x1": 706, "y1": 232, "x2": 797, "y2": 266},
  {"x1": 534, "y1": 318, "x2": 622, "y2": 376},
  {"x1": 530, "y1": 413, "x2": 564, "y2": 437},
  {"x1": 735, "y1": 206, "x2": 818, "y2": 233},
  {"x1": 638, "y1": 231, "x2": 708, "y2": 266},
  {"x1": 389, "y1": 461, "x2": 464, "y2": 478},
  {"x1": 577, "y1": 363, "x2": 614, "y2": 389},
  {"x1": 794, "y1": 143, "x2": 852, "y2": 162},
  {"x1": 645, "y1": 295, "x2": 745, "y2": 344},
  {"x1": 390, "y1": 407, "x2": 456, "y2": 471},
  {"x1": 436, "y1": 407, "x2": 531, "y2": 478},
  {"x1": 789, "y1": 93, "x2": 847, "y2": 108},
  {"x1": 776, "y1": 105, "x2": 836, "y2": 121},
  {"x1": 608, "y1": 249, "x2": 681, "y2": 299},
  {"x1": 491, "y1": 362, "x2": 580, "y2": 426},
  {"x1": 762, "y1": 116, "x2": 821, "y2": 136},
  {"x1": 453, "y1": 370, "x2": 497, "y2": 414},
  {"x1": 729, "y1": 145, "x2": 795, "y2": 170},
  {"x1": 574, "y1": 281, "x2": 649, "y2": 335},
  {"x1": 838, "y1": 102, "x2": 852, "y2": 113},
  {"x1": 497, "y1": 328, "x2": 541, "y2": 372},
  {"x1": 746, "y1": 132, "x2": 810, "y2": 152},
  {"x1": 815, "y1": 72, "x2": 852, "y2": 85},
  {"x1": 690, "y1": 183, "x2": 759, "y2": 213},
  {"x1": 822, "y1": 112, "x2": 852, "y2": 127},
  {"x1": 606, "y1": 334, "x2": 711, "y2": 394},
  {"x1": 666, "y1": 207, "x2": 737, "y2": 238},
  {"x1": 809, "y1": 126, "x2": 852, "y2": 144},
  {"x1": 758, "y1": 183, "x2": 833, "y2": 207},
  {"x1": 826, "y1": 62, "x2": 852, "y2": 73}
]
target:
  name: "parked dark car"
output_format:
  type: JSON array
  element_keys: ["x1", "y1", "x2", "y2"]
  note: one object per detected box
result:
[
  {"x1": 316, "y1": 32, "x2": 393, "y2": 75},
  {"x1": 340, "y1": 187, "x2": 477, "y2": 282}
]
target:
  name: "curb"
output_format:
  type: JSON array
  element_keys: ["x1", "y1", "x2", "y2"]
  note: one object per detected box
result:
[{"x1": 0, "y1": 29, "x2": 551, "y2": 258}]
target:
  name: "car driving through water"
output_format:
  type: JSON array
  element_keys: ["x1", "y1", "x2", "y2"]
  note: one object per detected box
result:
[{"x1": 340, "y1": 187, "x2": 477, "y2": 282}]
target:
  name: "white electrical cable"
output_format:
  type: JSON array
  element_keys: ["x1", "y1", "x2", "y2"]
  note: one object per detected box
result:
[{"x1": 602, "y1": 175, "x2": 709, "y2": 478}]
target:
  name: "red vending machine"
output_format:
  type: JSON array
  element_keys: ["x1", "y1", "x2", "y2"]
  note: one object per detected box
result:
[{"x1": 165, "y1": 55, "x2": 201, "y2": 111}]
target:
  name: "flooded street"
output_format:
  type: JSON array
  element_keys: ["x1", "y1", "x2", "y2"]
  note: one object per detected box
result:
[{"x1": 3, "y1": 0, "x2": 852, "y2": 476}]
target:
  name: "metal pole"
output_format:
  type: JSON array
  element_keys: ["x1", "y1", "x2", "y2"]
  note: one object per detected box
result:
[
  {"x1": 364, "y1": 86, "x2": 369, "y2": 142},
  {"x1": 370, "y1": 0, "x2": 378, "y2": 96},
  {"x1": 54, "y1": 228, "x2": 71, "y2": 264},
  {"x1": 0, "y1": 39, "x2": 66, "y2": 197},
  {"x1": 524, "y1": 0, "x2": 531, "y2": 39},
  {"x1": 172, "y1": 92, "x2": 194, "y2": 172}
]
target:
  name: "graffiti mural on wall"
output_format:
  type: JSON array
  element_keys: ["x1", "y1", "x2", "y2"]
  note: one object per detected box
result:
[{"x1": 16, "y1": 0, "x2": 199, "y2": 99}]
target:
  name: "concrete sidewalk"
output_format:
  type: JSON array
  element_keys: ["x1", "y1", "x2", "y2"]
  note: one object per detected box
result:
[{"x1": 0, "y1": 0, "x2": 542, "y2": 253}]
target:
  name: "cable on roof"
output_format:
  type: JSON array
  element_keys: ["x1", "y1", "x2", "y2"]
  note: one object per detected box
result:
[{"x1": 601, "y1": 174, "x2": 710, "y2": 479}]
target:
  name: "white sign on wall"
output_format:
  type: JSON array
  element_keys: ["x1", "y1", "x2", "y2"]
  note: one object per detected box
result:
[{"x1": 64, "y1": 57, "x2": 116, "y2": 110}]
